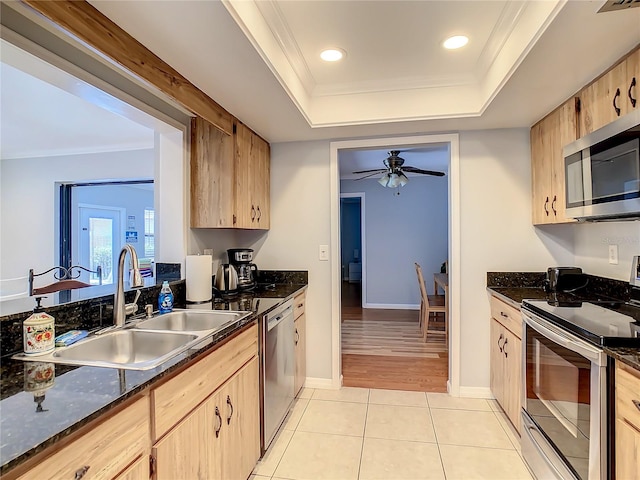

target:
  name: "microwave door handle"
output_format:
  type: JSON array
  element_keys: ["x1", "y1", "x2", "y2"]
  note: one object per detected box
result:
[
  {"x1": 582, "y1": 152, "x2": 593, "y2": 204},
  {"x1": 523, "y1": 312, "x2": 604, "y2": 364}
]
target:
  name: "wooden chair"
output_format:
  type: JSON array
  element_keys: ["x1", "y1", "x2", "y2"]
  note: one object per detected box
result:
[{"x1": 415, "y1": 262, "x2": 446, "y2": 341}]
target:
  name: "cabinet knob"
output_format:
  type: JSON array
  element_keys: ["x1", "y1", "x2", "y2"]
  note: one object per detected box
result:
[
  {"x1": 214, "y1": 406, "x2": 222, "y2": 438},
  {"x1": 629, "y1": 77, "x2": 637, "y2": 108},
  {"x1": 74, "y1": 466, "x2": 90, "y2": 480},
  {"x1": 226, "y1": 395, "x2": 234, "y2": 425},
  {"x1": 613, "y1": 88, "x2": 621, "y2": 116}
]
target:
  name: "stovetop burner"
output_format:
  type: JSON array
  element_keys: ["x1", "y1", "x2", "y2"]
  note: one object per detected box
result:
[{"x1": 523, "y1": 298, "x2": 640, "y2": 347}]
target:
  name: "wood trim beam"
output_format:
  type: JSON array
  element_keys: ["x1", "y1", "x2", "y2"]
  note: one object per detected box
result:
[{"x1": 20, "y1": 0, "x2": 233, "y2": 135}]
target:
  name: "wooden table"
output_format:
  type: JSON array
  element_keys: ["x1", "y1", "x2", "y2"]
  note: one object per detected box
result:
[{"x1": 433, "y1": 273, "x2": 449, "y2": 340}]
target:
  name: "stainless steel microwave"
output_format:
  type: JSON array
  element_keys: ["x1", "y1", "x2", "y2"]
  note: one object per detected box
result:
[{"x1": 563, "y1": 109, "x2": 640, "y2": 220}]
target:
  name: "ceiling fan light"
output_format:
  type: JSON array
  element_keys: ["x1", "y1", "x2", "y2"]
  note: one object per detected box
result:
[
  {"x1": 398, "y1": 172, "x2": 409, "y2": 186},
  {"x1": 387, "y1": 173, "x2": 401, "y2": 188},
  {"x1": 378, "y1": 173, "x2": 390, "y2": 186}
]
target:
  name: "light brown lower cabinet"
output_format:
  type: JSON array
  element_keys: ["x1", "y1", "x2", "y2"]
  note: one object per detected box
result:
[
  {"x1": 615, "y1": 362, "x2": 640, "y2": 480},
  {"x1": 294, "y1": 291, "x2": 307, "y2": 396},
  {"x1": 489, "y1": 295, "x2": 522, "y2": 434},
  {"x1": 13, "y1": 396, "x2": 150, "y2": 480},
  {"x1": 152, "y1": 357, "x2": 260, "y2": 480}
]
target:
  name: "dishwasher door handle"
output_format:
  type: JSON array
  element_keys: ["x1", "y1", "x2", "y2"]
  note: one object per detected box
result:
[{"x1": 267, "y1": 305, "x2": 294, "y2": 331}]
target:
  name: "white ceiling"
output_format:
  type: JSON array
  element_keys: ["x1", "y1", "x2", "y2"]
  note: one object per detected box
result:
[
  {"x1": 4, "y1": 1, "x2": 640, "y2": 177},
  {"x1": 88, "y1": 0, "x2": 640, "y2": 144}
]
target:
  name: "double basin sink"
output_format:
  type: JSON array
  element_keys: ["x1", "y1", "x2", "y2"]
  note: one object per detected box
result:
[{"x1": 16, "y1": 310, "x2": 252, "y2": 370}]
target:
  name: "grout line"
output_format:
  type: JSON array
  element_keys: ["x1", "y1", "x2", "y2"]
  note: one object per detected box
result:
[
  {"x1": 265, "y1": 398, "x2": 311, "y2": 478},
  {"x1": 356, "y1": 393, "x2": 370, "y2": 480},
  {"x1": 427, "y1": 399, "x2": 448, "y2": 480}
]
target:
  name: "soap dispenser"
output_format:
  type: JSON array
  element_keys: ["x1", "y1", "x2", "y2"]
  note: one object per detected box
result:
[{"x1": 23, "y1": 297, "x2": 55, "y2": 356}]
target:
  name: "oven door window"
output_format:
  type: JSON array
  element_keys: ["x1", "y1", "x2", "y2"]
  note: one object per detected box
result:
[{"x1": 525, "y1": 325, "x2": 592, "y2": 479}]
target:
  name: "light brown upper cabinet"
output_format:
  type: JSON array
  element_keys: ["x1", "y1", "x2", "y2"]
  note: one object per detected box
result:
[
  {"x1": 530, "y1": 98, "x2": 579, "y2": 225},
  {"x1": 579, "y1": 46, "x2": 639, "y2": 137},
  {"x1": 234, "y1": 121, "x2": 271, "y2": 230},
  {"x1": 190, "y1": 118, "x2": 270, "y2": 229},
  {"x1": 190, "y1": 117, "x2": 235, "y2": 228}
]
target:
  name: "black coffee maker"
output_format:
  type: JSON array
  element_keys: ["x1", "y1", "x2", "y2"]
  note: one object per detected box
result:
[{"x1": 227, "y1": 249, "x2": 258, "y2": 291}]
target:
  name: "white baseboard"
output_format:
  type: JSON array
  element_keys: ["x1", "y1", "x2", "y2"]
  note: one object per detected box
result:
[
  {"x1": 458, "y1": 386, "x2": 494, "y2": 399},
  {"x1": 304, "y1": 376, "x2": 341, "y2": 390},
  {"x1": 364, "y1": 303, "x2": 420, "y2": 310}
]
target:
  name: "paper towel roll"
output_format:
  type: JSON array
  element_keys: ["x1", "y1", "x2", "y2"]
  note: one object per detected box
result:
[{"x1": 186, "y1": 255, "x2": 212, "y2": 302}]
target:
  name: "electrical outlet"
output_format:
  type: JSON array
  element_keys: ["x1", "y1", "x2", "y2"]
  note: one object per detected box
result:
[
  {"x1": 608, "y1": 244, "x2": 619, "y2": 265},
  {"x1": 319, "y1": 245, "x2": 329, "y2": 261}
]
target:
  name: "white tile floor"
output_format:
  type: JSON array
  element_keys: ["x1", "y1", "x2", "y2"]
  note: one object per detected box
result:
[{"x1": 252, "y1": 387, "x2": 534, "y2": 480}]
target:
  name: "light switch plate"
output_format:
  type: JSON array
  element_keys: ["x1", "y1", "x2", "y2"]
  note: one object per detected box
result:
[
  {"x1": 609, "y1": 244, "x2": 619, "y2": 265},
  {"x1": 319, "y1": 245, "x2": 329, "y2": 261}
]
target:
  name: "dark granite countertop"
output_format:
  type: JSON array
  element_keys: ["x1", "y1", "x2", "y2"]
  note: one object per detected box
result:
[
  {"x1": 0, "y1": 283, "x2": 306, "y2": 475},
  {"x1": 486, "y1": 272, "x2": 640, "y2": 373}
]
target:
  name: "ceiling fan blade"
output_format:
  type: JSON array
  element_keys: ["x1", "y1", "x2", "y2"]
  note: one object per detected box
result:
[
  {"x1": 352, "y1": 168, "x2": 387, "y2": 174},
  {"x1": 355, "y1": 171, "x2": 384, "y2": 180},
  {"x1": 403, "y1": 166, "x2": 445, "y2": 177}
]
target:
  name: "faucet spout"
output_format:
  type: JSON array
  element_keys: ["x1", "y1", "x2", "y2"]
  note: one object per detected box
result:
[{"x1": 114, "y1": 244, "x2": 144, "y2": 327}]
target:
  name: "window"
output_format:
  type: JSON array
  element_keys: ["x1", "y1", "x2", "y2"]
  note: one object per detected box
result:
[{"x1": 144, "y1": 209, "x2": 155, "y2": 258}]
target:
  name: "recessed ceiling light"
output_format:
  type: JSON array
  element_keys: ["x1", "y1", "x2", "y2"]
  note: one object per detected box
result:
[
  {"x1": 443, "y1": 35, "x2": 469, "y2": 50},
  {"x1": 320, "y1": 48, "x2": 345, "y2": 62}
]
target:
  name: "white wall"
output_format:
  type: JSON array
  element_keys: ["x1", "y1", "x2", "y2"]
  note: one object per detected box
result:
[
  {"x1": 0, "y1": 149, "x2": 154, "y2": 284},
  {"x1": 572, "y1": 221, "x2": 640, "y2": 281},
  {"x1": 341, "y1": 176, "x2": 448, "y2": 306},
  {"x1": 263, "y1": 129, "x2": 574, "y2": 389}
]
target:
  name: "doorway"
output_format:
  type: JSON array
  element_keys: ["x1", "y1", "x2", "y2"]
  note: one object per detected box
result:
[
  {"x1": 340, "y1": 193, "x2": 365, "y2": 311},
  {"x1": 330, "y1": 134, "x2": 461, "y2": 394},
  {"x1": 78, "y1": 205, "x2": 124, "y2": 286}
]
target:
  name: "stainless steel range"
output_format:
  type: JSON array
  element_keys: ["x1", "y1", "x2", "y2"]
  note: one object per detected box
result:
[{"x1": 521, "y1": 298, "x2": 640, "y2": 480}]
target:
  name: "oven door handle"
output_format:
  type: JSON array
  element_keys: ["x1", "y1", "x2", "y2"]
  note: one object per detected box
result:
[{"x1": 523, "y1": 311, "x2": 606, "y2": 365}]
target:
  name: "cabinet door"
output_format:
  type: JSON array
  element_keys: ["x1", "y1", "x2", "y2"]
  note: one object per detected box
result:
[
  {"x1": 294, "y1": 313, "x2": 307, "y2": 396},
  {"x1": 531, "y1": 99, "x2": 577, "y2": 225},
  {"x1": 190, "y1": 117, "x2": 235, "y2": 228},
  {"x1": 220, "y1": 358, "x2": 260, "y2": 480},
  {"x1": 501, "y1": 330, "x2": 521, "y2": 434},
  {"x1": 625, "y1": 48, "x2": 639, "y2": 115},
  {"x1": 490, "y1": 319, "x2": 505, "y2": 408},
  {"x1": 153, "y1": 390, "x2": 222, "y2": 480},
  {"x1": 616, "y1": 418, "x2": 640, "y2": 480},
  {"x1": 234, "y1": 122, "x2": 270, "y2": 229}
]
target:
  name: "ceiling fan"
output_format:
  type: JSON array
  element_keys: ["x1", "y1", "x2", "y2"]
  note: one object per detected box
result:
[{"x1": 352, "y1": 150, "x2": 445, "y2": 188}]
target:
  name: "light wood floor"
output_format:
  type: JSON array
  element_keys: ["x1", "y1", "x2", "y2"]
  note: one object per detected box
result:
[{"x1": 341, "y1": 281, "x2": 448, "y2": 392}]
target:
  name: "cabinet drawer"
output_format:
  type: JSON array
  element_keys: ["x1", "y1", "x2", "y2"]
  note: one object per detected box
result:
[
  {"x1": 490, "y1": 295, "x2": 522, "y2": 339},
  {"x1": 17, "y1": 397, "x2": 149, "y2": 480},
  {"x1": 616, "y1": 362, "x2": 640, "y2": 432},
  {"x1": 294, "y1": 292, "x2": 306, "y2": 320},
  {"x1": 152, "y1": 323, "x2": 258, "y2": 440}
]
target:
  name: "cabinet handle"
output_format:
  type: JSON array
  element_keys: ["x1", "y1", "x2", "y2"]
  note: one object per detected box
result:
[
  {"x1": 629, "y1": 77, "x2": 637, "y2": 108},
  {"x1": 74, "y1": 466, "x2": 90, "y2": 480},
  {"x1": 257, "y1": 205, "x2": 262, "y2": 221},
  {"x1": 551, "y1": 195, "x2": 557, "y2": 216},
  {"x1": 214, "y1": 406, "x2": 222, "y2": 438},
  {"x1": 500, "y1": 311, "x2": 509, "y2": 318},
  {"x1": 297, "y1": 303, "x2": 304, "y2": 308},
  {"x1": 251, "y1": 205, "x2": 256, "y2": 222},
  {"x1": 503, "y1": 337, "x2": 509, "y2": 358},
  {"x1": 497, "y1": 333, "x2": 504, "y2": 353},
  {"x1": 295, "y1": 328, "x2": 299, "y2": 345},
  {"x1": 613, "y1": 88, "x2": 621, "y2": 116},
  {"x1": 633, "y1": 399, "x2": 640, "y2": 412},
  {"x1": 226, "y1": 395, "x2": 234, "y2": 425},
  {"x1": 544, "y1": 197, "x2": 549, "y2": 216}
]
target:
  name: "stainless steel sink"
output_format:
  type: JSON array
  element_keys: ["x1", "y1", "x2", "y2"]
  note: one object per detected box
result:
[
  {"x1": 15, "y1": 329, "x2": 203, "y2": 370},
  {"x1": 134, "y1": 309, "x2": 250, "y2": 332}
]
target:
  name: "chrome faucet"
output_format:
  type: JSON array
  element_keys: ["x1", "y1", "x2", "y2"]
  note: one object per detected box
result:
[{"x1": 113, "y1": 244, "x2": 144, "y2": 327}]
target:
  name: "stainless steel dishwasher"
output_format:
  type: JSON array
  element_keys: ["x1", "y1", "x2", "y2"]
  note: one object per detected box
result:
[{"x1": 262, "y1": 299, "x2": 295, "y2": 452}]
